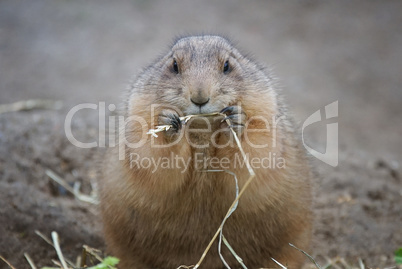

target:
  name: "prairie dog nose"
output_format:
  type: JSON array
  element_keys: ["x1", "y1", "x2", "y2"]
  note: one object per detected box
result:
[
  {"x1": 190, "y1": 95, "x2": 210, "y2": 106},
  {"x1": 190, "y1": 86, "x2": 210, "y2": 106}
]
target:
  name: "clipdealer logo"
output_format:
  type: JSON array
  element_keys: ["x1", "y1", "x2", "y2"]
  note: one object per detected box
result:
[
  {"x1": 302, "y1": 101, "x2": 338, "y2": 167},
  {"x1": 64, "y1": 101, "x2": 338, "y2": 167}
]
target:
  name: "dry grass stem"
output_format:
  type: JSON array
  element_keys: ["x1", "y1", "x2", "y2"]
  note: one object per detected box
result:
[
  {"x1": 35, "y1": 230, "x2": 54, "y2": 246},
  {"x1": 35, "y1": 230, "x2": 75, "y2": 267},
  {"x1": 148, "y1": 112, "x2": 256, "y2": 269},
  {"x1": 147, "y1": 112, "x2": 222, "y2": 137},
  {"x1": 51, "y1": 231, "x2": 69, "y2": 269},
  {"x1": 191, "y1": 166, "x2": 255, "y2": 268},
  {"x1": 358, "y1": 258, "x2": 365, "y2": 269},
  {"x1": 82, "y1": 245, "x2": 104, "y2": 263},
  {"x1": 0, "y1": 99, "x2": 62, "y2": 114},
  {"x1": 146, "y1": 125, "x2": 172, "y2": 137},
  {"x1": 222, "y1": 117, "x2": 255, "y2": 178},
  {"x1": 80, "y1": 247, "x2": 88, "y2": 267},
  {"x1": 289, "y1": 243, "x2": 322, "y2": 269},
  {"x1": 222, "y1": 236, "x2": 247, "y2": 269},
  {"x1": 201, "y1": 170, "x2": 242, "y2": 269},
  {"x1": 75, "y1": 256, "x2": 81, "y2": 268},
  {"x1": 52, "y1": 259, "x2": 63, "y2": 267},
  {"x1": 339, "y1": 257, "x2": 352, "y2": 269},
  {"x1": 0, "y1": 256, "x2": 16, "y2": 269},
  {"x1": 36, "y1": 239, "x2": 110, "y2": 269},
  {"x1": 45, "y1": 169, "x2": 99, "y2": 205},
  {"x1": 271, "y1": 258, "x2": 287, "y2": 269},
  {"x1": 24, "y1": 253, "x2": 37, "y2": 269}
]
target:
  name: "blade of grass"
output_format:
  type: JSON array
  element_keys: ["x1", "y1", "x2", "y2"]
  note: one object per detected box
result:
[
  {"x1": 271, "y1": 258, "x2": 287, "y2": 269},
  {"x1": 24, "y1": 253, "x2": 37, "y2": 269},
  {"x1": 51, "y1": 231, "x2": 68, "y2": 269},
  {"x1": 289, "y1": 243, "x2": 321, "y2": 269},
  {"x1": 190, "y1": 116, "x2": 255, "y2": 269},
  {"x1": 0, "y1": 99, "x2": 62, "y2": 114},
  {"x1": 35, "y1": 230, "x2": 75, "y2": 267},
  {"x1": 45, "y1": 169, "x2": 99, "y2": 205},
  {"x1": 0, "y1": 256, "x2": 17, "y2": 269}
]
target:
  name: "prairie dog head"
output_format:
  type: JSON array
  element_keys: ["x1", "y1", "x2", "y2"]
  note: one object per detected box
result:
[{"x1": 138, "y1": 35, "x2": 272, "y2": 116}]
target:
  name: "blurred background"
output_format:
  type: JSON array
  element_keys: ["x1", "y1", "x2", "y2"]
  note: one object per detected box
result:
[{"x1": 0, "y1": 1, "x2": 401, "y2": 268}]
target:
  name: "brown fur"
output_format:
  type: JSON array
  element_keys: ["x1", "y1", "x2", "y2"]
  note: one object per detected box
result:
[{"x1": 100, "y1": 35, "x2": 312, "y2": 268}]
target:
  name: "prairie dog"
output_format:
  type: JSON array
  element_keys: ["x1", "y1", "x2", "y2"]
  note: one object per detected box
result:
[{"x1": 100, "y1": 35, "x2": 312, "y2": 268}]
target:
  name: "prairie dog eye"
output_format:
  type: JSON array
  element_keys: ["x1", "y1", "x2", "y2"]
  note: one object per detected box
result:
[
  {"x1": 223, "y1": 60, "x2": 230, "y2": 73},
  {"x1": 173, "y1": 60, "x2": 179, "y2": 74}
]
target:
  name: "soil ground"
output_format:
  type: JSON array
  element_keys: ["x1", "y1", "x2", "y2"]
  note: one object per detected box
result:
[{"x1": 0, "y1": 1, "x2": 401, "y2": 268}]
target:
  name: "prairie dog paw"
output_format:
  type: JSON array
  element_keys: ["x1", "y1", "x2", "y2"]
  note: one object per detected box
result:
[
  {"x1": 158, "y1": 109, "x2": 182, "y2": 136},
  {"x1": 220, "y1": 106, "x2": 247, "y2": 136}
]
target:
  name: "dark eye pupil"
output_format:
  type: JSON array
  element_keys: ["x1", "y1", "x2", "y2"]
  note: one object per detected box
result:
[
  {"x1": 173, "y1": 60, "x2": 179, "y2": 73},
  {"x1": 223, "y1": 60, "x2": 229, "y2": 73}
]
